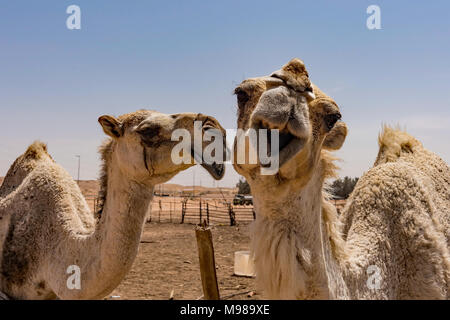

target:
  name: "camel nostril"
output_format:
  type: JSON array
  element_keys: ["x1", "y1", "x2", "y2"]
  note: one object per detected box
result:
[{"x1": 324, "y1": 113, "x2": 341, "y2": 131}]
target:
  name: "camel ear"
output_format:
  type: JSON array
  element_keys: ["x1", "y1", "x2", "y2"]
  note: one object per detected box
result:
[
  {"x1": 98, "y1": 115, "x2": 123, "y2": 138},
  {"x1": 323, "y1": 121, "x2": 347, "y2": 150}
]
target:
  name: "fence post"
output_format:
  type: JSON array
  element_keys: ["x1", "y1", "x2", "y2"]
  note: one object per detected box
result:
[
  {"x1": 199, "y1": 200, "x2": 202, "y2": 224},
  {"x1": 252, "y1": 209, "x2": 256, "y2": 220},
  {"x1": 195, "y1": 222, "x2": 220, "y2": 300},
  {"x1": 206, "y1": 203, "x2": 210, "y2": 225},
  {"x1": 181, "y1": 199, "x2": 186, "y2": 224},
  {"x1": 169, "y1": 196, "x2": 173, "y2": 223},
  {"x1": 228, "y1": 204, "x2": 236, "y2": 226},
  {"x1": 158, "y1": 200, "x2": 162, "y2": 223}
]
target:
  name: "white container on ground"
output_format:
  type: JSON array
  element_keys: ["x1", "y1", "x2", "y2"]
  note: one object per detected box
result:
[{"x1": 234, "y1": 251, "x2": 256, "y2": 277}]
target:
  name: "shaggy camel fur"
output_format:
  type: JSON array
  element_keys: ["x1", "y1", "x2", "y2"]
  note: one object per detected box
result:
[
  {"x1": 0, "y1": 110, "x2": 226, "y2": 300},
  {"x1": 233, "y1": 58, "x2": 450, "y2": 299}
]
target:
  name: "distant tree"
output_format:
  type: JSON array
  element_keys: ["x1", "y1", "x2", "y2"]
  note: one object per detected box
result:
[
  {"x1": 330, "y1": 176, "x2": 359, "y2": 199},
  {"x1": 236, "y1": 178, "x2": 251, "y2": 195}
]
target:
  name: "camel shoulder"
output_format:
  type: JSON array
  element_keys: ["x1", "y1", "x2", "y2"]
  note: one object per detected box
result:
[
  {"x1": 352, "y1": 161, "x2": 422, "y2": 207},
  {"x1": 340, "y1": 161, "x2": 426, "y2": 236},
  {"x1": 341, "y1": 159, "x2": 450, "y2": 249}
]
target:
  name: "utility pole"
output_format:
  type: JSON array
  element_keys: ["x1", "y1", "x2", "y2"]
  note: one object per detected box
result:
[{"x1": 75, "y1": 155, "x2": 81, "y2": 184}]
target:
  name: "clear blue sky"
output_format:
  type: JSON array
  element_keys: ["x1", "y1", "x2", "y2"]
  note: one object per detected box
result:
[{"x1": 1, "y1": 1, "x2": 449, "y2": 187}]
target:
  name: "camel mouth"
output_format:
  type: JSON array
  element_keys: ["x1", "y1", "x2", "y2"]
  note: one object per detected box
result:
[
  {"x1": 258, "y1": 124, "x2": 306, "y2": 170},
  {"x1": 278, "y1": 130, "x2": 295, "y2": 151},
  {"x1": 262, "y1": 128, "x2": 295, "y2": 151},
  {"x1": 201, "y1": 161, "x2": 225, "y2": 180},
  {"x1": 191, "y1": 149, "x2": 225, "y2": 180}
]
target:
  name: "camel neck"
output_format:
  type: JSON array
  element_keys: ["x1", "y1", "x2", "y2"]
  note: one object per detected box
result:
[
  {"x1": 250, "y1": 169, "x2": 348, "y2": 299},
  {"x1": 71, "y1": 156, "x2": 154, "y2": 299}
]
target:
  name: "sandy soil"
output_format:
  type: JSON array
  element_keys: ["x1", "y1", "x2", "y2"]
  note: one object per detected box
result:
[{"x1": 107, "y1": 222, "x2": 259, "y2": 300}]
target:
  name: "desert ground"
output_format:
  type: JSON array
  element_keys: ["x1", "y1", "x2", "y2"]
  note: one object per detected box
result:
[
  {"x1": 78, "y1": 181, "x2": 259, "y2": 300},
  {"x1": 107, "y1": 222, "x2": 258, "y2": 300}
]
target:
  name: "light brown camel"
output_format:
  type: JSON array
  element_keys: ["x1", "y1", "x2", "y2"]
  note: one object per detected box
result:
[
  {"x1": 233, "y1": 58, "x2": 450, "y2": 299},
  {"x1": 0, "y1": 110, "x2": 226, "y2": 300}
]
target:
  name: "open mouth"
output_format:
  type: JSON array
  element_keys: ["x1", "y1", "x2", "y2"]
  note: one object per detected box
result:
[
  {"x1": 191, "y1": 149, "x2": 225, "y2": 180},
  {"x1": 258, "y1": 123, "x2": 306, "y2": 169},
  {"x1": 278, "y1": 130, "x2": 295, "y2": 151},
  {"x1": 201, "y1": 161, "x2": 225, "y2": 180},
  {"x1": 260, "y1": 123, "x2": 296, "y2": 154}
]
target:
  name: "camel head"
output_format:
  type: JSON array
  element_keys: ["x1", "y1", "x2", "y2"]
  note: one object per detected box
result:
[
  {"x1": 233, "y1": 58, "x2": 347, "y2": 190},
  {"x1": 98, "y1": 110, "x2": 226, "y2": 184}
]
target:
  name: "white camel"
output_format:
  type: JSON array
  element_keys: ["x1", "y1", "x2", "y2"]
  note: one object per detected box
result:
[{"x1": 0, "y1": 110, "x2": 226, "y2": 299}]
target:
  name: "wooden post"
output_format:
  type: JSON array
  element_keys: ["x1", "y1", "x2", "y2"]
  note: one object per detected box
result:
[
  {"x1": 228, "y1": 204, "x2": 236, "y2": 226},
  {"x1": 252, "y1": 209, "x2": 256, "y2": 220},
  {"x1": 199, "y1": 200, "x2": 202, "y2": 224},
  {"x1": 169, "y1": 199, "x2": 172, "y2": 223},
  {"x1": 158, "y1": 200, "x2": 162, "y2": 223},
  {"x1": 206, "y1": 203, "x2": 210, "y2": 225},
  {"x1": 195, "y1": 222, "x2": 220, "y2": 300},
  {"x1": 181, "y1": 200, "x2": 186, "y2": 224}
]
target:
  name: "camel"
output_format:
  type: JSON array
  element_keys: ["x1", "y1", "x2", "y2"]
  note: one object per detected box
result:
[
  {"x1": 233, "y1": 58, "x2": 450, "y2": 299},
  {"x1": 0, "y1": 110, "x2": 226, "y2": 300}
]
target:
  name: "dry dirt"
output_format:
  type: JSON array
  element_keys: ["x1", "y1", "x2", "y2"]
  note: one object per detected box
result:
[{"x1": 107, "y1": 222, "x2": 259, "y2": 300}]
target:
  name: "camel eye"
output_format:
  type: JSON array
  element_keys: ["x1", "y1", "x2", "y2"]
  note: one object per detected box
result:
[
  {"x1": 235, "y1": 89, "x2": 250, "y2": 107},
  {"x1": 324, "y1": 113, "x2": 341, "y2": 131},
  {"x1": 137, "y1": 125, "x2": 161, "y2": 140},
  {"x1": 202, "y1": 124, "x2": 215, "y2": 132}
]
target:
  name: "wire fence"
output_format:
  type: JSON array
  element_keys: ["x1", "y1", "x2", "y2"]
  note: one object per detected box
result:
[
  {"x1": 83, "y1": 194, "x2": 347, "y2": 225},
  {"x1": 149, "y1": 197, "x2": 255, "y2": 226},
  {"x1": 83, "y1": 194, "x2": 255, "y2": 226}
]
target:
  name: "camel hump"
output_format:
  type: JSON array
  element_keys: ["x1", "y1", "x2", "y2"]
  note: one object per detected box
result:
[
  {"x1": 23, "y1": 141, "x2": 49, "y2": 160},
  {"x1": 0, "y1": 141, "x2": 51, "y2": 198},
  {"x1": 374, "y1": 126, "x2": 422, "y2": 165}
]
